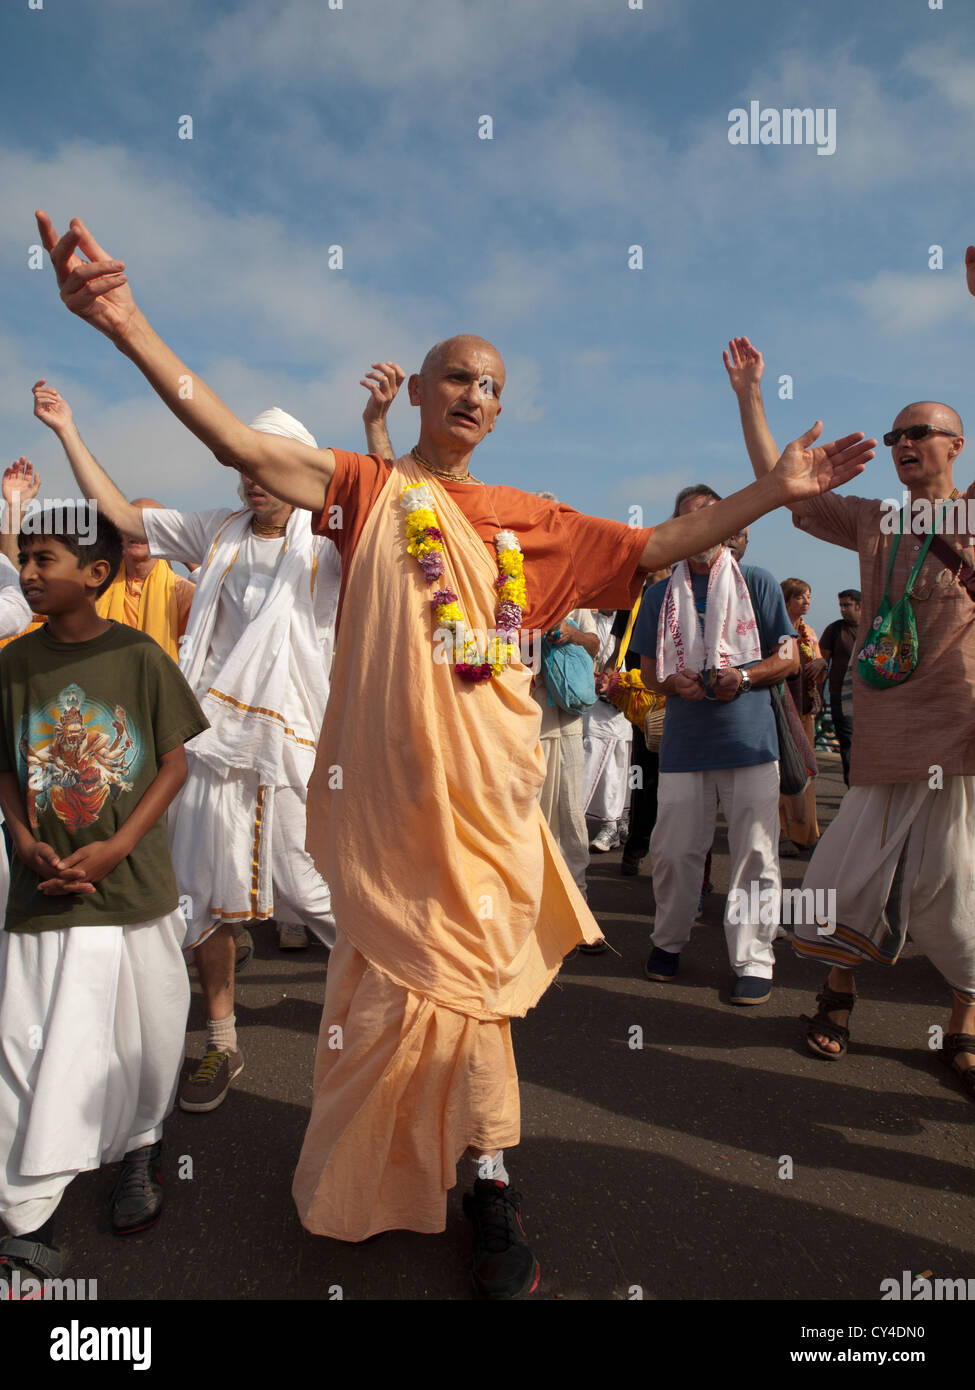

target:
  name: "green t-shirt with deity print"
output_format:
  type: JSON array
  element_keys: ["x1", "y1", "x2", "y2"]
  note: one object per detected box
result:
[{"x1": 0, "y1": 621, "x2": 208, "y2": 932}]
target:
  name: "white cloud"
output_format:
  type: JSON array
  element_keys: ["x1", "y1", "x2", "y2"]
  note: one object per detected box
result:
[
  {"x1": 198, "y1": 0, "x2": 679, "y2": 97},
  {"x1": 845, "y1": 271, "x2": 962, "y2": 336}
]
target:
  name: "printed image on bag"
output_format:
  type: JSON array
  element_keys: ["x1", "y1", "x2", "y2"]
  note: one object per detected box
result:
[{"x1": 856, "y1": 593, "x2": 918, "y2": 689}]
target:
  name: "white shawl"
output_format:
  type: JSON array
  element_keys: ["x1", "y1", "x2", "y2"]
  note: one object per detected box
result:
[{"x1": 180, "y1": 507, "x2": 331, "y2": 786}]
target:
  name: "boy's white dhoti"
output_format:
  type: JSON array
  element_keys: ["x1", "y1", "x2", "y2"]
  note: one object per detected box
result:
[{"x1": 0, "y1": 912, "x2": 189, "y2": 1235}]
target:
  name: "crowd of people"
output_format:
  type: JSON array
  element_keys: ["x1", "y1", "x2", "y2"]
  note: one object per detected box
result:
[{"x1": 0, "y1": 209, "x2": 971, "y2": 1302}]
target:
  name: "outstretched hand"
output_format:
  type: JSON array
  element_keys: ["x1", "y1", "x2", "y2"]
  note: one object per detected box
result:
[
  {"x1": 772, "y1": 423, "x2": 876, "y2": 504},
  {"x1": 361, "y1": 361, "x2": 405, "y2": 423},
  {"x1": 722, "y1": 336, "x2": 764, "y2": 394},
  {"x1": 35, "y1": 211, "x2": 136, "y2": 341}
]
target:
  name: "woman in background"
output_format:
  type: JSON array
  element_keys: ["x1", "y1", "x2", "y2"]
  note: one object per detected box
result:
[{"x1": 779, "y1": 578, "x2": 827, "y2": 855}]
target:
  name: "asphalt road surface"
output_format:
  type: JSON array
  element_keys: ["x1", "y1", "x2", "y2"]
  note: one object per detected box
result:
[{"x1": 43, "y1": 752, "x2": 975, "y2": 1307}]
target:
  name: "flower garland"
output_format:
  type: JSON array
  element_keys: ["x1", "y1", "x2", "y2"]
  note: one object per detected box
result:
[{"x1": 400, "y1": 482, "x2": 527, "y2": 682}]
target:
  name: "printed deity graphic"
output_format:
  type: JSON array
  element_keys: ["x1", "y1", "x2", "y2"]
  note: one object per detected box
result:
[{"x1": 19, "y1": 683, "x2": 142, "y2": 833}]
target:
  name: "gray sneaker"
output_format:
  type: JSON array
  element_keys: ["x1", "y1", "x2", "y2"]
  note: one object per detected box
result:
[
  {"x1": 277, "y1": 921, "x2": 309, "y2": 950},
  {"x1": 179, "y1": 1047, "x2": 244, "y2": 1113}
]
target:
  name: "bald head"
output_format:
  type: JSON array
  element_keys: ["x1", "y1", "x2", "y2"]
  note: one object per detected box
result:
[
  {"x1": 894, "y1": 401, "x2": 964, "y2": 436},
  {"x1": 889, "y1": 400, "x2": 965, "y2": 499},
  {"x1": 130, "y1": 497, "x2": 166, "y2": 511},
  {"x1": 420, "y1": 335, "x2": 505, "y2": 391}
]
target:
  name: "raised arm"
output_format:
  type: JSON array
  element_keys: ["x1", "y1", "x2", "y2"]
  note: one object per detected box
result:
[
  {"x1": 32, "y1": 383, "x2": 146, "y2": 539},
  {"x1": 639, "y1": 423, "x2": 876, "y2": 571},
  {"x1": 362, "y1": 361, "x2": 404, "y2": 460},
  {"x1": 36, "y1": 212, "x2": 336, "y2": 514},
  {"x1": 722, "y1": 336, "x2": 824, "y2": 524},
  {"x1": 722, "y1": 336, "x2": 783, "y2": 473}
]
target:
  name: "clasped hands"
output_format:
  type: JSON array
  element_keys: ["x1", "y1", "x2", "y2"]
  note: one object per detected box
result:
[
  {"x1": 17, "y1": 836, "x2": 125, "y2": 896},
  {"x1": 672, "y1": 667, "x2": 744, "y2": 702}
]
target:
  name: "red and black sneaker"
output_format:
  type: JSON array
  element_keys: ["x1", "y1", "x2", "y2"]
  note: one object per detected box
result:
[{"x1": 462, "y1": 1178, "x2": 540, "y2": 1300}]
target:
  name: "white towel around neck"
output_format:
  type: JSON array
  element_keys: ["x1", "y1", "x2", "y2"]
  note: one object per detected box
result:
[{"x1": 656, "y1": 547, "x2": 762, "y2": 681}]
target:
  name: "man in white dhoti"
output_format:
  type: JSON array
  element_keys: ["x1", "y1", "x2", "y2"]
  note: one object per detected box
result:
[
  {"x1": 725, "y1": 296, "x2": 975, "y2": 1095},
  {"x1": 45, "y1": 405, "x2": 342, "y2": 1114}
]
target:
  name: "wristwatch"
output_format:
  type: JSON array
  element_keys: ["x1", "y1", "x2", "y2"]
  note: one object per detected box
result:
[{"x1": 736, "y1": 669, "x2": 752, "y2": 696}]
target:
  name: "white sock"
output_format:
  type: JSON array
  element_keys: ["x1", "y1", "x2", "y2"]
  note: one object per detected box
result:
[
  {"x1": 207, "y1": 1015, "x2": 237, "y2": 1053},
  {"x1": 466, "y1": 1150, "x2": 509, "y2": 1186}
]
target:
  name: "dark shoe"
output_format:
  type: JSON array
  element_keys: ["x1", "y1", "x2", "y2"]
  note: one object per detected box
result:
[
  {"x1": 462, "y1": 1178, "x2": 539, "y2": 1300},
  {"x1": 111, "y1": 1141, "x2": 163, "y2": 1235},
  {"x1": 578, "y1": 939, "x2": 609, "y2": 955},
  {"x1": 179, "y1": 1046, "x2": 244, "y2": 1113},
  {"x1": 731, "y1": 976, "x2": 772, "y2": 1006},
  {"x1": 941, "y1": 1033, "x2": 975, "y2": 1101},
  {"x1": 620, "y1": 855, "x2": 642, "y2": 877},
  {"x1": 644, "y1": 946, "x2": 679, "y2": 982},
  {"x1": 0, "y1": 1233, "x2": 63, "y2": 1294}
]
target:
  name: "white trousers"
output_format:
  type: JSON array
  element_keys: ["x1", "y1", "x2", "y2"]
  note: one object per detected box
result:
[
  {"x1": 172, "y1": 754, "x2": 336, "y2": 952},
  {"x1": 582, "y1": 701, "x2": 631, "y2": 822},
  {"x1": 650, "y1": 762, "x2": 780, "y2": 977},
  {"x1": 538, "y1": 729, "x2": 590, "y2": 898},
  {"x1": 0, "y1": 912, "x2": 189, "y2": 1236}
]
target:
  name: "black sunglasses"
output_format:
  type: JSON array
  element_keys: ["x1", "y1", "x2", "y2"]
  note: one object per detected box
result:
[{"x1": 883, "y1": 424, "x2": 960, "y2": 447}]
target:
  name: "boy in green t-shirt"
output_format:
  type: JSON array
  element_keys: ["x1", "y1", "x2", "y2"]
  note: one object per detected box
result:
[{"x1": 0, "y1": 503, "x2": 208, "y2": 1285}]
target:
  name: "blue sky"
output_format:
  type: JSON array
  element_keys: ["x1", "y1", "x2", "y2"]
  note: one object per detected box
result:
[{"x1": 2, "y1": 0, "x2": 974, "y2": 633}]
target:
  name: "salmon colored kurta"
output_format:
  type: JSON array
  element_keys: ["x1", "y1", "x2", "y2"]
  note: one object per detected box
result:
[{"x1": 292, "y1": 454, "x2": 650, "y2": 1239}]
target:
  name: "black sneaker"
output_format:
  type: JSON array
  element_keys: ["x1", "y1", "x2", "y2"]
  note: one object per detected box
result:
[
  {"x1": 462, "y1": 1178, "x2": 540, "y2": 1300},
  {"x1": 644, "y1": 946, "x2": 680, "y2": 982},
  {"x1": 110, "y1": 1140, "x2": 163, "y2": 1235}
]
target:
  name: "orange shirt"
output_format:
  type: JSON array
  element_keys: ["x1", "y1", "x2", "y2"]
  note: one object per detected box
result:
[{"x1": 314, "y1": 450, "x2": 653, "y2": 634}]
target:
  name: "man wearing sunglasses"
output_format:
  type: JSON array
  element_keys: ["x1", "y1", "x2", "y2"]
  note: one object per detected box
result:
[{"x1": 723, "y1": 269, "x2": 975, "y2": 1102}]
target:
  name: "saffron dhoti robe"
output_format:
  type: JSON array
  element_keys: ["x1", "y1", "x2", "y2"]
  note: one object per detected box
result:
[{"x1": 293, "y1": 454, "x2": 651, "y2": 1239}]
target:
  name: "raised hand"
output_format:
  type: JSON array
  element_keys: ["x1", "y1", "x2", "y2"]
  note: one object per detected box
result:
[
  {"x1": 722, "y1": 337, "x2": 764, "y2": 394},
  {"x1": 772, "y1": 423, "x2": 876, "y2": 504},
  {"x1": 32, "y1": 378, "x2": 73, "y2": 435},
  {"x1": 361, "y1": 361, "x2": 406, "y2": 423},
  {"x1": 35, "y1": 211, "x2": 136, "y2": 341},
  {"x1": 967, "y1": 246, "x2": 975, "y2": 298},
  {"x1": 3, "y1": 457, "x2": 41, "y2": 510}
]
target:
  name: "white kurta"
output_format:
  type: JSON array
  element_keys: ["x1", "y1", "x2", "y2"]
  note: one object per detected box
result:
[{"x1": 144, "y1": 507, "x2": 342, "y2": 949}]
